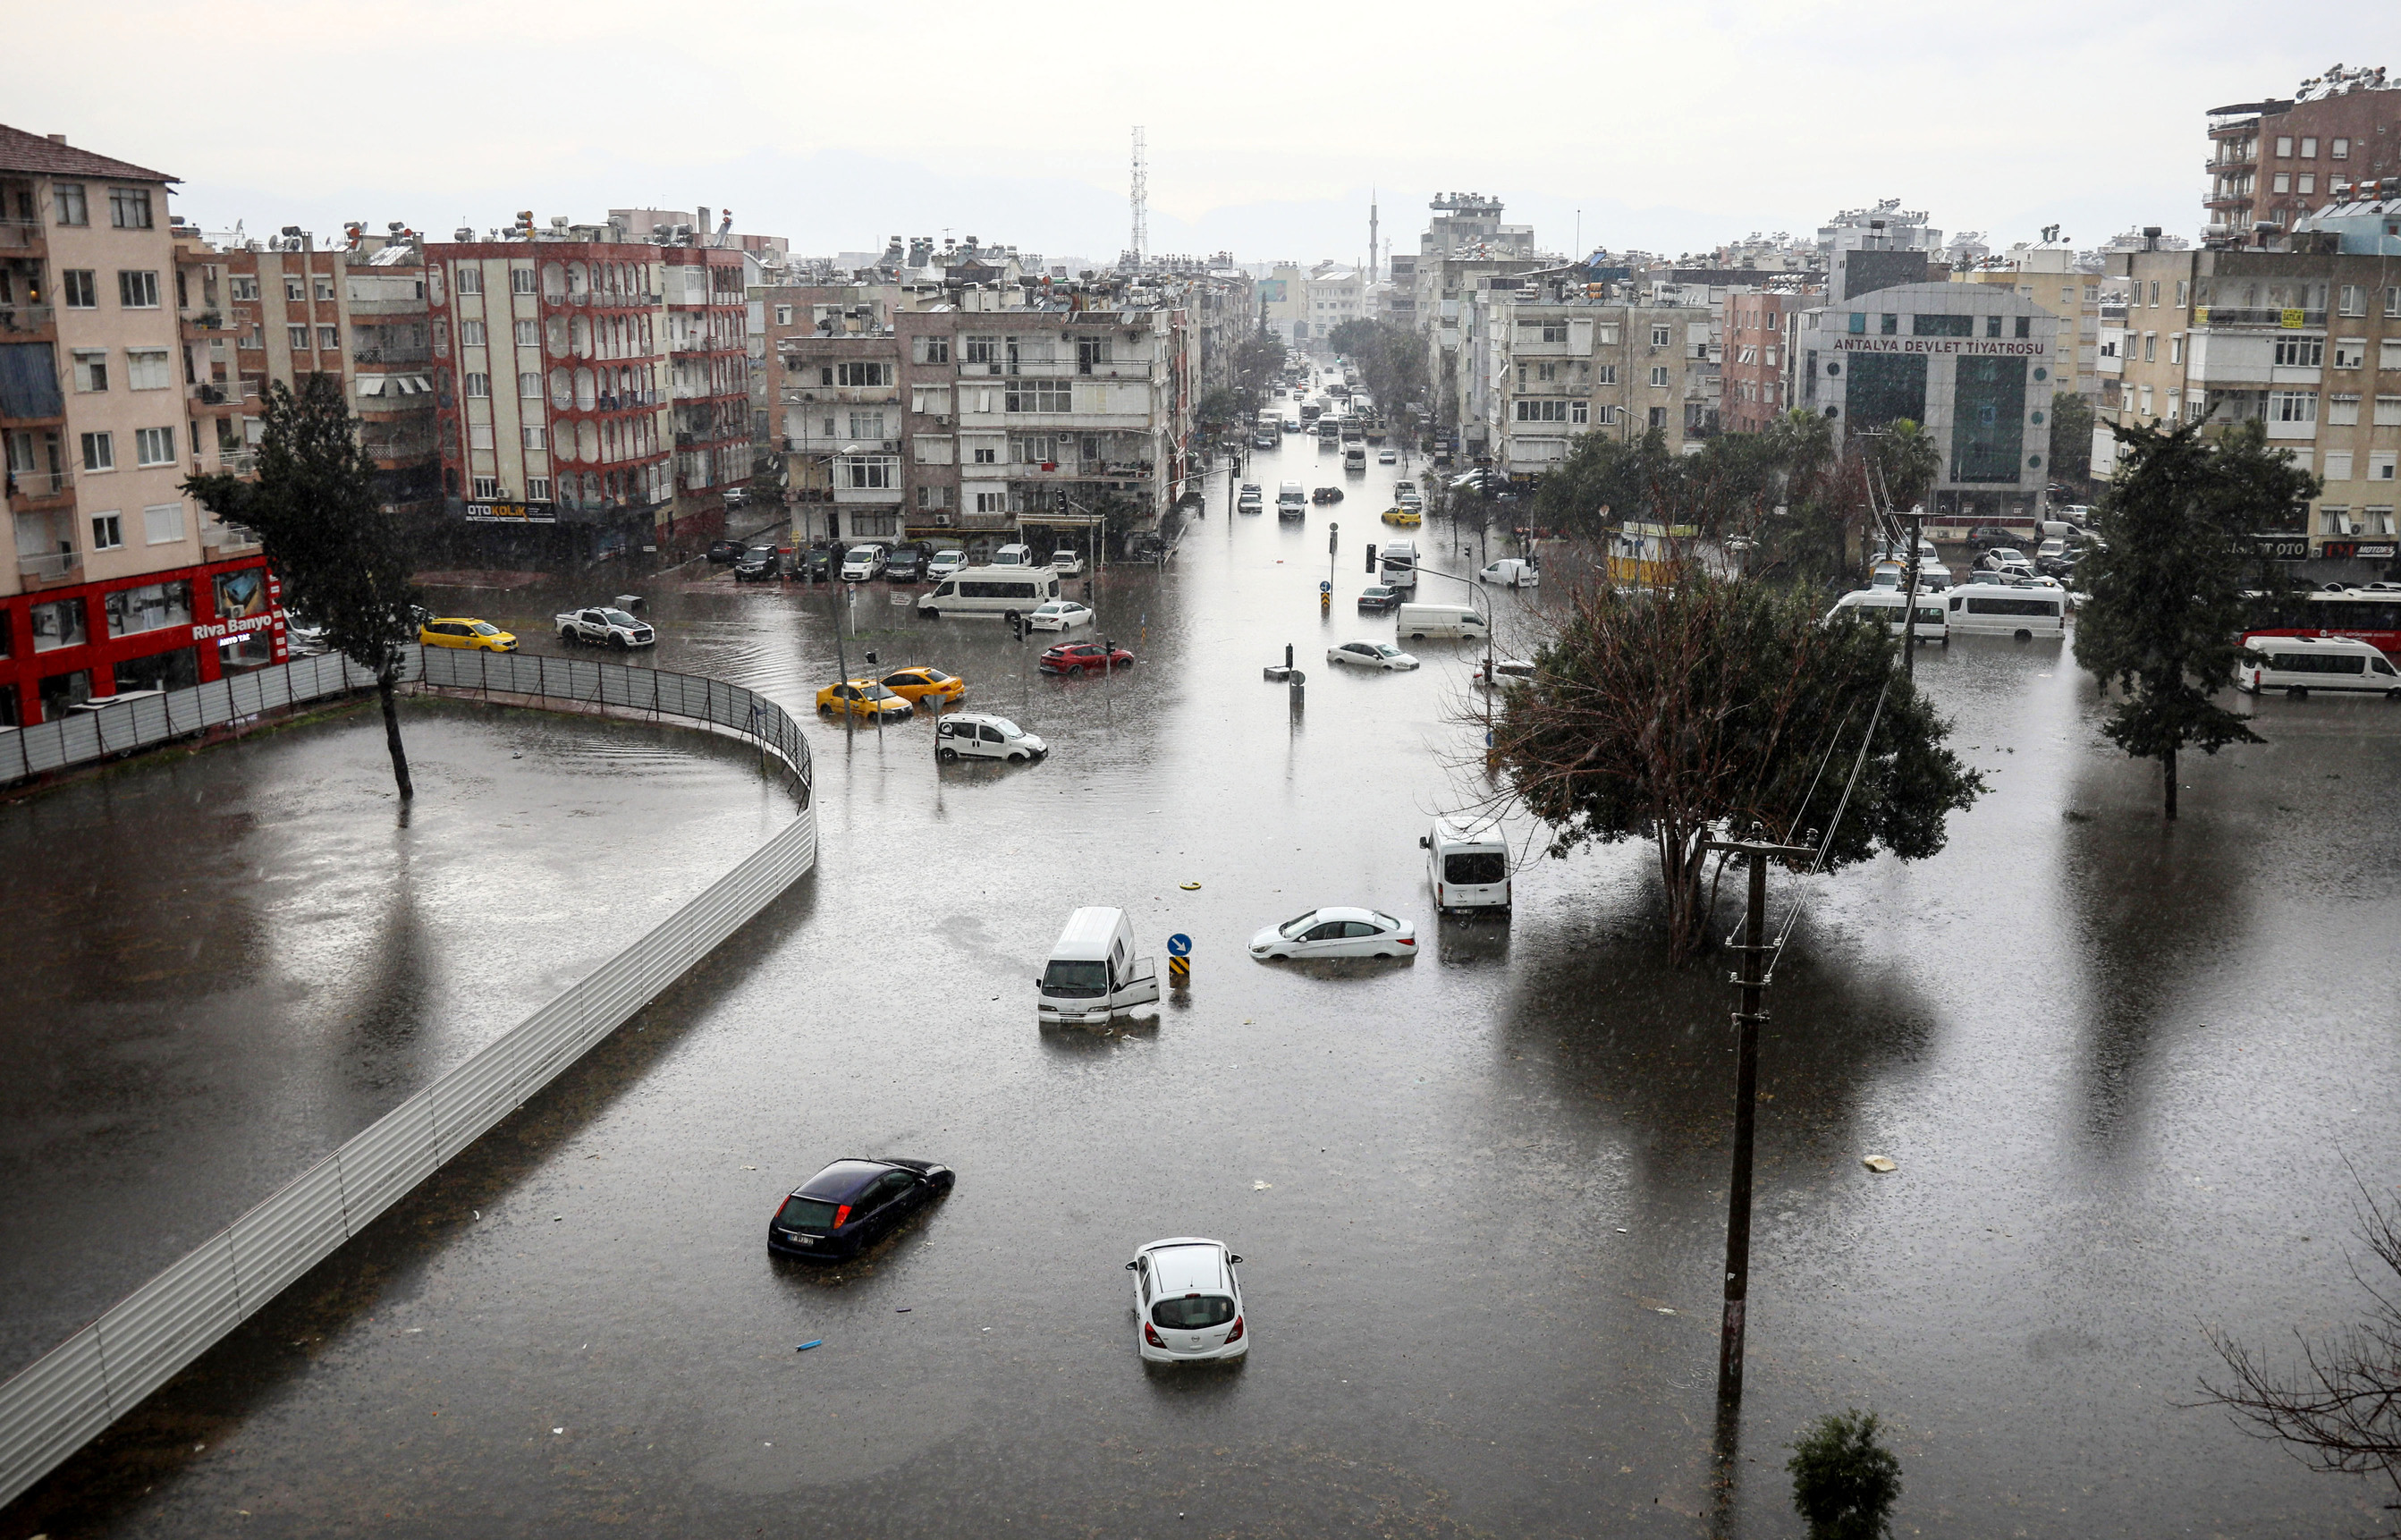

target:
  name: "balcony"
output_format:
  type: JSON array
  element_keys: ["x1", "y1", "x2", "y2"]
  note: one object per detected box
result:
[
  {"x1": 0, "y1": 216, "x2": 44, "y2": 253},
  {"x1": 18, "y1": 549, "x2": 80, "y2": 586},
  {"x1": 7, "y1": 467, "x2": 72, "y2": 511},
  {"x1": 351, "y1": 344, "x2": 431, "y2": 365},
  {"x1": 0, "y1": 301, "x2": 55, "y2": 335},
  {"x1": 2196, "y1": 307, "x2": 2326, "y2": 329},
  {"x1": 201, "y1": 521, "x2": 261, "y2": 552},
  {"x1": 189, "y1": 380, "x2": 241, "y2": 411},
  {"x1": 178, "y1": 309, "x2": 228, "y2": 336}
]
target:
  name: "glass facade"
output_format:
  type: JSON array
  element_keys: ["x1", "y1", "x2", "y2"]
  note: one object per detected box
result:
[
  {"x1": 1950, "y1": 357, "x2": 2028, "y2": 483},
  {"x1": 1845, "y1": 352, "x2": 1927, "y2": 435}
]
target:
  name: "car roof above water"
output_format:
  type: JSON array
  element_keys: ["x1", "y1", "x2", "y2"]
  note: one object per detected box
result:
[
  {"x1": 1141, "y1": 1238, "x2": 1230, "y2": 1293},
  {"x1": 1051, "y1": 906, "x2": 1129, "y2": 961}
]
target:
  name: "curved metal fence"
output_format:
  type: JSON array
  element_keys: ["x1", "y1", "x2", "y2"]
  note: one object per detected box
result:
[
  {"x1": 0, "y1": 651, "x2": 379, "y2": 784},
  {"x1": 0, "y1": 650, "x2": 821, "y2": 1509}
]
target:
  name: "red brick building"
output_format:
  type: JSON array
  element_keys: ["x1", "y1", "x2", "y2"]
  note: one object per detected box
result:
[
  {"x1": 1719, "y1": 289, "x2": 1804, "y2": 435},
  {"x1": 2207, "y1": 65, "x2": 2401, "y2": 241}
]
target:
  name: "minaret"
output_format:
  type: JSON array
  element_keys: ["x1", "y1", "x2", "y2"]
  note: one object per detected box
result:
[{"x1": 1368, "y1": 190, "x2": 1379, "y2": 283}]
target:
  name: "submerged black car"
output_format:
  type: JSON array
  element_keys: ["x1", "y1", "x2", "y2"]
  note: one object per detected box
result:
[{"x1": 767, "y1": 1158, "x2": 954, "y2": 1260}]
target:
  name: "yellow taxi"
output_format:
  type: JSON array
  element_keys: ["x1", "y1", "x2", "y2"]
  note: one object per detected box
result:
[
  {"x1": 816, "y1": 679, "x2": 917, "y2": 720},
  {"x1": 1381, "y1": 506, "x2": 1423, "y2": 528},
  {"x1": 878, "y1": 667, "x2": 968, "y2": 708},
  {"x1": 418, "y1": 617, "x2": 519, "y2": 652}
]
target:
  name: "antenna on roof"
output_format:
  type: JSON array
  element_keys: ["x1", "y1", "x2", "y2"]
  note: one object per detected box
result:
[{"x1": 1129, "y1": 126, "x2": 1147, "y2": 267}]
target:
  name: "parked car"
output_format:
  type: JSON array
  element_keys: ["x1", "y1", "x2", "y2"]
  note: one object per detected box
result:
[
  {"x1": 1311, "y1": 486, "x2": 1343, "y2": 504},
  {"x1": 418, "y1": 617, "x2": 518, "y2": 652},
  {"x1": 766, "y1": 1158, "x2": 954, "y2": 1261},
  {"x1": 1247, "y1": 906, "x2": 1418, "y2": 960},
  {"x1": 991, "y1": 543, "x2": 1036, "y2": 568},
  {"x1": 1357, "y1": 585, "x2": 1402, "y2": 613},
  {"x1": 1051, "y1": 548, "x2": 1086, "y2": 577},
  {"x1": 1040, "y1": 640, "x2": 1135, "y2": 676},
  {"x1": 797, "y1": 544, "x2": 837, "y2": 582},
  {"x1": 1967, "y1": 526, "x2": 2023, "y2": 551},
  {"x1": 1128, "y1": 1238, "x2": 1248, "y2": 1364},
  {"x1": 1479, "y1": 558, "x2": 1539, "y2": 588},
  {"x1": 706, "y1": 537, "x2": 747, "y2": 563},
  {"x1": 1238, "y1": 484, "x2": 1264, "y2": 514},
  {"x1": 926, "y1": 547, "x2": 969, "y2": 580},
  {"x1": 879, "y1": 667, "x2": 967, "y2": 708},
  {"x1": 732, "y1": 546, "x2": 780, "y2": 582},
  {"x1": 935, "y1": 712, "x2": 1048, "y2": 762},
  {"x1": 840, "y1": 545, "x2": 888, "y2": 581},
  {"x1": 1028, "y1": 599, "x2": 1095, "y2": 631},
  {"x1": 554, "y1": 606, "x2": 656, "y2": 647},
  {"x1": 1325, "y1": 639, "x2": 1419, "y2": 671},
  {"x1": 816, "y1": 679, "x2": 916, "y2": 720},
  {"x1": 885, "y1": 547, "x2": 926, "y2": 583}
]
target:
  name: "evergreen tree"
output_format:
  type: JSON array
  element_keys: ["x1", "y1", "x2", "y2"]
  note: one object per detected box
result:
[
  {"x1": 1788, "y1": 1409, "x2": 1904, "y2": 1539},
  {"x1": 186, "y1": 375, "x2": 419, "y2": 800}
]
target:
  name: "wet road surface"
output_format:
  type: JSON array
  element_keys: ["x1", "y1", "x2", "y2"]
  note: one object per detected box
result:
[
  {"x1": 0, "y1": 702, "x2": 794, "y2": 1381},
  {"x1": 8, "y1": 372, "x2": 2401, "y2": 1536}
]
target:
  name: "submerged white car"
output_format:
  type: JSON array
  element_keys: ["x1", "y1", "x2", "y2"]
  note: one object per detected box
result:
[
  {"x1": 1248, "y1": 906, "x2": 1417, "y2": 960},
  {"x1": 1326, "y1": 640, "x2": 1419, "y2": 671},
  {"x1": 1128, "y1": 1237, "x2": 1247, "y2": 1364},
  {"x1": 1027, "y1": 599, "x2": 1094, "y2": 632},
  {"x1": 934, "y1": 713, "x2": 1047, "y2": 763}
]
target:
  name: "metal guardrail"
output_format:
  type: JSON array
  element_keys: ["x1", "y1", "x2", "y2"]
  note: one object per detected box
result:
[
  {"x1": 0, "y1": 649, "x2": 818, "y2": 1508},
  {"x1": 0, "y1": 651, "x2": 374, "y2": 784}
]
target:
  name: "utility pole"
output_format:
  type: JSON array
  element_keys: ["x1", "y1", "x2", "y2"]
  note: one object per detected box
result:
[
  {"x1": 1899, "y1": 506, "x2": 1925, "y2": 679},
  {"x1": 1697, "y1": 830, "x2": 1813, "y2": 1412}
]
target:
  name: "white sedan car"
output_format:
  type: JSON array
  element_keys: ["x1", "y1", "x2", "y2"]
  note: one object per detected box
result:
[
  {"x1": 1051, "y1": 549, "x2": 1086, "y2": 577},
  {"x1": 1248, "y1": 907, "x2": 1418, "y2": 960},
  {"x1": 1027, "y1": 599, "x2": 1095, "y2": 632},
  {"x1": 1128, "y1": 1237, "x2": 1247, "y2": 1364},
  {"x1": 1326, "y1": 640, "x2": 1419, "y2": 671}
]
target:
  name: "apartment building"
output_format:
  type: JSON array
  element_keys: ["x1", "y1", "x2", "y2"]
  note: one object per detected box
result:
[
  {"x1": 778, "y1": 272, "x2": 1205, "y2": 551},
  {"x1": 0, "y1": 126, "x2": 271, "y2": 727},
  {"x1": 1459, "y1": 272, "x2": 1720, "y2": 478},
  {"x1": 2101, "y1": 233, "x2": 2401, "y2": 558},
  {"x1": 1306, "y1": 266, "x2": 1361, "y2": 344},
  {"x1": 1260, "y1": 264, "x2": 1307, "y2": 348},
  {"x1": 662, "y1": 243, "x2": 750, "y2": 527},
  {"x1": 2205, "y1": 66, "x2": 2400, "y2": 241},
  {"x1": 1793, "y1": 248, "x2": 2062, "y2": 523},
  {"x1": 1951, "y1": 247, "x2": 2104, "y2": 398},
  {"x1": 1720, "y1": 289, "x2": 1803, "y2": 434}
]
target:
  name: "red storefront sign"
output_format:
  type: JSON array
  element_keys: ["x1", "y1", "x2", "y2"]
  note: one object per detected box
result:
[{"x1": 1, "y1": 553, "x2": 283, "y2": 726}]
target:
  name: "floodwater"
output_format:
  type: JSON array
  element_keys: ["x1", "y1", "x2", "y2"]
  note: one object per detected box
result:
[
  {"x1": 0, "y1": 701, "x2": 795, "y2": 1382},
  {"x1": 7, "y1": 377, "x2": 2401, "y2": 1537}
]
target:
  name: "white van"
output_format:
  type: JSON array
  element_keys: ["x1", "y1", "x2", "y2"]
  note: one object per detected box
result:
[
  {"x1": 1277, "y1": 481, "x2": 1306, "y2": 520},
  {"x1": 1829, "y1": 588, "x2": 1948, "y2": 642},
  {"x1": 839, "y1": 544, "x2": 887, "y2": 581},
  {"x1": 1036, "y1": 907, "x2": 1161, "y2": 1026},
  {"x1": 990, "y1": 543, "x2": 1035, "y2": 568},
  {"x1": 1944, "y1": 582, "x2": 2066, "y2": 639},
  {"x1": 1396, "y1": 603, "x2": 1489, "y2": 640},
  {"x1": 2238, "y1": 634, "x2": 2401, "y2": 697},
  {"x1": 917, "y1": 567, "x2": 1063, "y2": 618},
  {"x1": 1344, "y1": 445, "x2": 1366, "y2": 472},
  {"x1": 1480, "y1": 558, "x2": 1538, "y2": 588},
  {"x1": 1421, "y1": 817, "x2": 1510, "y2": 914}
]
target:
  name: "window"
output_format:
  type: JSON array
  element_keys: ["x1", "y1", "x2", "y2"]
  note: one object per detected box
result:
[
  {"x1": 133, "y1": 427, "x2": 174, "y2": 465},
  {"x1": 229, "y1": 275, "x2": 258, "y2": 301},
  {"x1": 1649, "y1": 366, "x2": 1669, "y2": 387},
  {"x1": 522, "y1": 424, "x2": 546, "y2": 449},
  {"x1": 89, "y1": 512, "x2": 123, "y2": 550},
  {"x1": 117, "y1": 270, "x2": 159, "y2": 309},
  {"x1": 1647, "y1": 406, "x2": 1667, "y2": 429},
  {"x1": 1880, "y1": 314, "x2": 1898, "y2": 334},
  {"x1": 974, "y1": 489, "x2": 1007, "y2": 514},
  {"x1": 2376, "y1": 397, "x2": 2401, "y2": 427},
  {"x1": 971, "y1": 444, "x2": 997, "y2": 464},
  {"x1": 841, "y1": 455, "x2": 897, "y2": 488},
  {"x1": 2332, "y1": 137, "x2": 2351, "y2": 160},
  {"x1": 2323, "y1": 507, "x2": 2355, "y2": 536},
  {"x1": 241, "y1": 327, "x2": 260, "y2": 350},
  {"x1": 1515, "y1": 399, "x2": 1572, "y2": 421},
  {"x1": 847, "y1": 410, "x2": 887, "y2": 440},
  {"x1": 527, "y1": 477, "x2": 552, "y2": 501},
  {"x1": 107, "y1": 187, "x2": 153, "y2": 229},
  {"x1": 1847, "y1": 313, "x2": 1866, "y2": 334},
  {"x1": 30, "y1": 598, "x2": 87, "y2": 651},
  {"x1": 829, "y1": 361, "x2": 890, "y2": 387},
  {"x1": 2299, "y1": 136, "x2": 2318, "y2": 157},
  {"x1": 1571, "y1": 401, "x2": 1588, "y2": 424},
  {"x1": 454, "y1": 266, "x2": 482, "y2": 295},
  {"x1": 80, "y1": 431, "x2": 114, "y2": 470},
  {"x1": 1593, "y1": 364, "x2": 1618, "y2": 385},
  {"x1": 2169, "y1": 335, "x2": 2184, "y2": 366},
  {"x1": 1595, "y1": 404, "x2": 1619, "y2": 425},
  {"x1": 2274, "y1": 135, "x2": 2293, "y2": 157},
  {"x1": 2299, "y1": 175, "x2": 2316, "y2": 196},
  {"x1": 509, "y1": 268, "x2": 537, "y2": 294},
  {"x1": 139, "y1": 502, "x2": 184, "y2": 544},
  {"x1": 464, "y1": 373, "x2": 489, "y2": 397},
  {"x1": 2333, "y1": 338, "x2": 2365, "y2": 369},
  {"x1": 1077, "y1": 335, "x2": 1113, "y2": 372},
  {"x1": 284, "y1": 275, "x2": 305, "y2": 302},
  {"x1": 1913, "y1": 313, "x2": 1972, "y2": 336},
  {"x1": 314, "y1": 277, "x2": 334, "y2": 302},
  {"x1": 105, "y1": 579, "x2": 190, "y2": 636},
  {"x1": 2272, "y1": 173, "x2": 2290, "y2": 194},
  {"x1": 1651, "y1": 325, "x2": 1671, "y2": 346},
  {"x1": 2143, "y1": 333, "x2": 2156, "y2": 362},
  {"x1": 71, "y1": 351, "x2": 108, "y2": 393},
  {"x1": 460, "y1": 320, "x2": 486, "y2": 346},
  {"x1": 2371, "y1": 453, "x2": 2398, "y2": 482},
  {"x1": 2015, "y1": 316, "x2": 2032, "y2": 338},
  {"x1": 468, "y1": 422, "x2": 494, "y2": 451},
  {"x1": 1003, "y1": 379, "x2": 1072, "y2": 412},
  {"x1": 2149, "y1": 281, "x2": 2160, "y2": 307},
  {"x1": 53, "y1": 182, "x2": 88, "y2": 225},
  {"x1": 519, "y1": 371, "x2": 541, "y2": 398},
  {"x1": 514, "y1": 319, "x2": 539, "y2": 347},
  {"x1": 2328, "y1": 393, "x2": 2361, "y2": 425},
  {"x1": 2270, "y1": 390, "x2": 2317, "y2": 424},
  {"x1": 60, "y1": 269, "x2": 96, "y2": 309},
  {"x1": 125, "y1": 349, "x2": 170, "y2": 389}
]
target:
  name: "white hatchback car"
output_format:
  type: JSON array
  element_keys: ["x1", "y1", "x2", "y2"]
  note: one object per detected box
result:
[
  {"x1": 1129, "y1": 1237, "x2": 1247, "y2": 1364},
  {"x1": 1027, "y1": 599, "x2": 1094, "y2": 632},
  {"x1": 926, "y1": 548, "x2": 968, "y2": 580},
  {"x1": 1248, "y1": 907, "x2": 1418, "y2": 960},
  {"x1": 1326, "y1": 640, "x2": 1419, "y2": 671},
  {"x1": 1052, "y1": 549, "x2": 1086, "y2": 577},
  {"x1": 934, "y1": 713, "x2": 1047, "y2": 763}
]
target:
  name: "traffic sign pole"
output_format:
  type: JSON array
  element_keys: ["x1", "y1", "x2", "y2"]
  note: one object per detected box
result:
[{"x1": 1167, "y1": 932, "x2": 1192, "y2": 990}]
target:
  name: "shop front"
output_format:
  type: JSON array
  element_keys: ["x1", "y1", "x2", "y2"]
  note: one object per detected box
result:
[{"x1": 0, "y1": 554, "x2": 283, "y2": 727}]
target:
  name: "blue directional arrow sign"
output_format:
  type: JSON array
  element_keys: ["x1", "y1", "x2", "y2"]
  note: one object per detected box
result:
[
  {"x1": 1166, "y1": 933, "x2": 1192, "y2": 957},
  {"x1": 1319, "y1": 580, "x2": 1332, "y2": 594}
]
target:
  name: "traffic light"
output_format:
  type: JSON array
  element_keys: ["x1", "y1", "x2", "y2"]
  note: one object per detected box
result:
[
  {"x1": 1009, "y1": 611, "x2": 1026, "y2": 641},
  {"x1": 1365, "y1": 542, "x2": 1376, "y2": 574}
]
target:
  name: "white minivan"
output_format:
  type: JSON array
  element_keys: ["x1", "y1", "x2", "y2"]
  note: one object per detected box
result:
[
  {"x1": 2238, "y1": 634, "x2": 2401, "y2": 697},
  {"x1": 1422, "y1": 817, "x2": 1510, "y2": 914},
  {"x1": 990, "y1": 543, "x2": 1035, "y2": 568},
  {"x1": 1828, "y1": 588, "x2": 1948, "y2": 642},
  {"x1": 917, "y1": 567, "x2": 1063, "y2": 618},
  {"x1": 1036, "y1": 907, "x2": 1161, "y2": 1026},
  {"x1": 1480, "y1": 558, "x2": 1538, "y2": 588},
  {"x1": 1944, "y1": 582, "x2": 2066, "y2": 639},
  {"x1": 1396, "y1": 603, "x2": 1489, "y2": 640},
  {"x1": 1277, "y1": 481, "x2": 1306, "y2": 520}
]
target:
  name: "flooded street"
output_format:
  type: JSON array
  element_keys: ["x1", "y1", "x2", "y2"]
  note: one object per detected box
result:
[{"x1": 8, "y1": 419, "x2": 2401, "y2": 1538}]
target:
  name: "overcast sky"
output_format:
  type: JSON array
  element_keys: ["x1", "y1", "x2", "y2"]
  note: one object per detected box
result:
[{"x1": 14, "y1": 0, "x2": 2388, "y2": 263}]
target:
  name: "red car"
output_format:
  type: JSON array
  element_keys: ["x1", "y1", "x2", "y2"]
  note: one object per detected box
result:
[{"x1": 1039, "y1": 641, "x2": 1135, "y2": 677}]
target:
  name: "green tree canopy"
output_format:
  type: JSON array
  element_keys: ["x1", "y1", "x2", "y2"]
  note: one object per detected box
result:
[
  {"x1": 1788, "y1": 1409, "x2": 1904, "y2": 1539},
  {"x1": 1493, "y1": 574, "x2": 1982, "y2": 957},
  {"x1": 2072, "y1": 418, "x2": 2314, "y2": 819},
  {"x1": 185, "y1": 374, "x2": 419, "y2": 800}
]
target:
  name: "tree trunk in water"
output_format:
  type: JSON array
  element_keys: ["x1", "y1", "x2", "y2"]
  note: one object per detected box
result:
[
  {"x1": 1661, "y1": 827, "x2": 1709, "y2": 961},
  {"x1": 2162, "y1": 743, "x2": 2177, "y2": 822},
  {"x1": 378, "y1": 663, "x2": 414, "y2": 801}
]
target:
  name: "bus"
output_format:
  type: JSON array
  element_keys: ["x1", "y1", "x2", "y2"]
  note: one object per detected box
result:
[{"x1": 2244, "y1": 585, "x2": 2401, "y2": 657}]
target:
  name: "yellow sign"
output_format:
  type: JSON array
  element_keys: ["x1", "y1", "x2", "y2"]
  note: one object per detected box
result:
[
  {"x1": 2194, "y1": 306, "x2": 2210, "y2": 326},
  {"x1": 2280, "y1": 308, "x2": 2305, "y2": 329}
]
